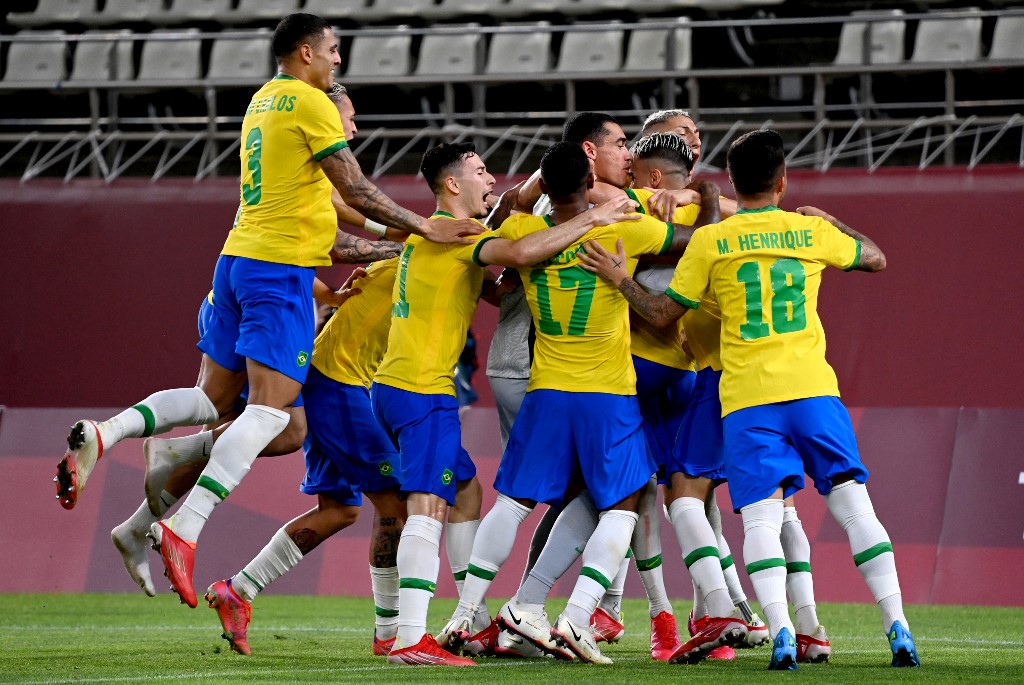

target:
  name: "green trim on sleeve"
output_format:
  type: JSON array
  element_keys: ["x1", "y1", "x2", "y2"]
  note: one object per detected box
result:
[
  {"x1": 844, "y1": 240, "x2": 862, "y2": 271},
  {"x1": 313, "y1": 139, "x2": 349, "y2": 161},
  {"x1": 472, "y1": 235, "x2": 499, "y2": 266},
  {"x1": 659, "y1": 222, "x2": 675, "y2": 255},
  {"x1": 665, "y1": 287, "x2": 700, "y2": 310},
  {"x1": 625, "y1": 188, "x2": 645, "y2": 214}
]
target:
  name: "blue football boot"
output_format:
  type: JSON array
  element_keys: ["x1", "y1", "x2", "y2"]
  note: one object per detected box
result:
[
  {"x1": 888, "y1": 620, "x2": 921, "y2": 667},
  {"x1": 768, "y1": 627, "x2": 798, "y2": 671}
]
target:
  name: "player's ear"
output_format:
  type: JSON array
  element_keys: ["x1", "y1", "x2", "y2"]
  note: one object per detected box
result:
[
  {"x1": 650, "y1": 168, "x2": 662, "y2": 188},
  {"x1": 445, "y1": 175, "x2": 459, "y2": 195},
  {"x1": 581, "y1": 141, "x2": 598, "y2": 161},
  {"x1": 538, "y1": 177, "x2": 549, "y2": 196}
]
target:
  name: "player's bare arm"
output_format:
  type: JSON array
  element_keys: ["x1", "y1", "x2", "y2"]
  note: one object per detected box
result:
[
  {"x1": 485, "y1": 181, "x2": 525, "y2": 230},
  {"x1": 320, "y1": 147, "x2": 483, "y2": 245},
  {"x1": 312, "y1": 268, "x2": 365, "y2": 308},
  {"x1": 513, "y1": 169, "x2": 543, "y2": 212},
  {"x1": 478, "y1": 197, "x2": 640, "y2": 268},
  {"x1": 331, "y1": 188, "x2": 410, "y2": 242},
  {"x1": 645, "y1": 188, "x2": 699, "y2": 222},
  {"x1": 797, "y1": 206, "x2": 887, "y2": 272},
  {"x1": 587, "y1": 181, "x2": 629, "y2": 205},
  {"x1": 330, "y1": 229, "x2": 403, "y2": 264},
  {"x1": 579, "y1": 238, "x2": 689, "y2": 328},
  {"x1": 663, "y1": 181, "x2": 721, "y2": 254}
]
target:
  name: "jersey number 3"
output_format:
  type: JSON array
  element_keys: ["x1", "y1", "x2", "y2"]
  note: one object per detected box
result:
[{"x1": 736, "y1": 258, "x2": 807, "y2": 340}]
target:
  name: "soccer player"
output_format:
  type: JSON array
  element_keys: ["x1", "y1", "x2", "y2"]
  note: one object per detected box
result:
[
  {"x1": 56, "y1": 13, "x2": 484, "y2": 610},
  {"x1": 580, "y1": 129, "x2": 919, "y2": 670},
  {"x1": 372, "y1": 141, "x2": 640, "y2": 667}
]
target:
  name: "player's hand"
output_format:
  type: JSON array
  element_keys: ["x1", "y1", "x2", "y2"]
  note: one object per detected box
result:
[
  {"x1": 321, "y1": 267, "x2": 365, "y2": 308},
  {"x1": 579, "y1": 238, "x2": 629, "y2": 287},
  {"x1": 797, "y1": 205, "x2": 839, "y2": 225},
  {"x1": 587, "y1": 197, "x2": 641, "y2": 227},
  {"x1": 645, "y1": 188, "x2": 699, "y2": 222},
  {"x1": 422, "y1": 217, "x2": 486, "y2": 245}
]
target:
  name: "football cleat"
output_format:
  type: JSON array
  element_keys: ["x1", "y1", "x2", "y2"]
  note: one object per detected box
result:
[
  {"x1": 496, "y1": 600, "x2": 573, "y2": 660},
  {"x1": 494, "y1": 630, "x2": 549, "y2": 658},
  {"x1": 650, "y1": 611, "x2": 681, "y2": 661},
  {"x1": 387, "y1": 634, "x2": 477, "y2": 666},
  {"x1": 888, "y1": 620, "x2": 921, "y2": 667},
  {"x1": 590, "y1": 606, "x2": 625, "y2": 643},
  {"x1": 55, "y1": 420, "x2": 103, "y2": 510},
  {"x1": 111, "y1": 520, "x2": 157, "y2": 597},
  {"x1": 436, "y1": 614, "x2": 473, "y2": 655},
  {"x1": 686, "y1": 609, "x2": 699, "y2": 637},
  {"x1": 205, "y1": 579, "x2": 252, "y2": 655},
  {"x1": 463, "y1": 619, "x2": 500, "y2": 656},
  {"x1": 373, "y1": 631, "x2": 397, "y2": 656},
  {"x1": 707, "y1": 645, "x2": 737, "y2": 660},
  {"x1": 551, "y1": 613, "x2": 611, "y2": 664},
  {"x1": 744, "y1": 613, "x2": 771, "y2": 647},
  {"x1": 768, "y1": 627, "x2": 798, "y2": 671},
  {"x1": 670, "y1": 616, "x2": 748, "y2": 664},
  {"x1": 148, "y1": 521, "x2": 198, "y2": 608},
  {"x1": 796, "y1": 625, "x2": 832, "y2": 663}
]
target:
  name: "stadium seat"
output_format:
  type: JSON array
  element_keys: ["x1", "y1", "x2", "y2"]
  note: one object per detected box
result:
[
  {"x1": 229, "y1": 0, "x2": 301, "y2": 23},
  {"x1": 81, "y1": 0, "x2": 163, "y2": 26},
  {"x1": 988, "y1": 14, "x2": 1024, "y2": 60},
  {"x1": 345, "y1": 26, "x2": 413, "y2": 78},
  {"x1": 429, "y1": 0, "x2": 507, "y2": 20},
  {"x1": 556, "y1": 22, "x2": 624, "y2": 73},
  {"x1": 2, "y1": 31, "x2": 68, "y2": 83},
  {"x1": 302, "y1": 0, "x2": 372, "y2": 22},
  {"x1": 501, "y1": 0, "x2": 576, "y2": 16},
  {"x1": 68, "y1": 29, "x2": 134, "y2": 82},
  {"x1": 623, "y1": 17, "x2": 692, "y2": 72},
  {"x1": 7, "y1": 0, "x2": 94, "y2": 28},
  {"x1": 207, "y1": 29, "x2": 273, "y2": 81},
  {"x1": 910, "y1": 9, "x2": 983, "y2": 63},
  {"x1": 136, "y1": 29, "x2": 203, "y2": 81},
  {"x1": 415, "y1": 26, "x2": 482, "y2": 76},
  {"x1": 362, "y1": 0, "x2": 437, "y2": 21},
  {"x1": 485, "y1": 22, "x2": 552, "y2": 74},
  {"x1": 161, "y1": 0, "x2": 232, "y2": 23},
  {"x1": 833, "y1": 9, "x2": 906, "y2": 65}
]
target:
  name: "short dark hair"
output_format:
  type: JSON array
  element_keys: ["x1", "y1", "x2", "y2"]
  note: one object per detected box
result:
[
  {"x1": 562, "y1": 111, "x2": 620, "y2": 146},
  {"x1": 630, "y1": 133, "x2": 694, "y2": 175},
  {"x1": 540, "y1": 142, "x2": 591, "y2": 199},
  {"x1": 726, "y1": 129, "x2": 786, "y2": 197},
  {"x1": 421, "y1": 142, "x2": 477, "y2": 196},
  {"x1": 272, "y1": 13, "x2": 331, "y2": 61}
]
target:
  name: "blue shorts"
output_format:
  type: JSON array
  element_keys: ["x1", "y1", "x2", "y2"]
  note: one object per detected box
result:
[
  {"x1": 198, "y1": 292, "x2": 303, "y2": 408},
  {"x1": 198, "y1": 255, "x2": 316, "y2": 384},
  {"x1": 633, "y1": 355, "x2": 695, "y2": 482},
  {"x1": 370, "y1": 383, "x2": 476, "y2": 505},
  {"x1": 669, "y1": 368, "x2": 726, "y2": 482},
  {"x1": 722, "y1": 396, "x2": 869, "y2": 511},
  {"x1": 495, "y1": 390, "x2": 656, "y2": 512},
  {"x1": 300, "y1": 367, "x2": 400, "y2": 505}
]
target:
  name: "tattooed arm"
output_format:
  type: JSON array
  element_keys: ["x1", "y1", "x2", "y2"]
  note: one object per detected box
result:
[
  {"x1": 797, "y1": 206, "x2": 887, "y2": 272},
  {"x1": 330, "y1": 229, "x2": 404, "y2": 264}
]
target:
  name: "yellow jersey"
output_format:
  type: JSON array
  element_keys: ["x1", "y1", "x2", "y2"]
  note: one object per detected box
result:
[
  {"x1": 666, "y1": 206, "x2": 861, "y2": 416},
  {"x1": 311, "y1": 258, "x2": 398, "y2": 387},
  {"x1": 373, "y1": 213, "x2": 489, "y2": 395},
  {"x1": 222, "y1": 74, "x2": 349, "y2": 268},
  {"x1": 496, "y1": 212, "x2": 673, "y2": 394},
  {"x1": 682, "y1": 296, "x2": 723, "y2": 372}
]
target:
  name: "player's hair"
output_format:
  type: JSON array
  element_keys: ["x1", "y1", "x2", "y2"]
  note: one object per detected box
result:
[
  {"x1": 540, "y1": 142, "x2": 591, "y2": 199},
  {"x1": 272, "y1": 13, "x2": 331, "y2": 61},
  {"x1": 630, "y1": 133, "x2": 695, "y2": 175},
  {"x1": 327, "y1": 83, "x2": 348, "y2": 102},
  {"x1": 421, "y1": 142, "x2": 478, "y2": 196},
  {"x1": 726, "y1": 129, "x2": 786, "y2": 197},
  {"x1": 641, "y1": 109, "x2": 694, "y2": 135},
  {"x1": 562, "y1": 112, "x2": 620, "y2": 146}
]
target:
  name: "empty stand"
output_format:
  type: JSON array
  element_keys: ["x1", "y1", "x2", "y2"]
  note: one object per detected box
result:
[
  {"x1": 302, "y1": 0, "x2": 371, "y2": 22},
  {"x1": 833, "y1": 9, "x2": 906, "y2": 65},
  {"x1": 344, "y1": 26, "x2": 413, "y2": 77},
  {"x1": 362, "y1": 0, "x2": 438, "y2": 21},
  {"x1": 136, "y1": 29, "x2": 203, "y2": 81},
  {"x1": 430, "y1": 0, "x2": 507, "y2": 19},
  {"x1": 7, "y1": 0, "x2": 95, "y2": 28},
  {"x1": 82, "y1": 0, "x2": 162, "y2": 26},
  {"x1": 556, "y1": 22, "x2": 624, "y2": 73},
  {"x1": 207, "y1": 29, "x2": 273, "y2": 81},
  {"x1": 229, "y1": 0, "x2": 301, "y2": 23},
  {"x1": 68, "y1": 30, "x2": 135, "y2": 82},
  {"x1": 484, "y1": 22, "x2": 552, "y2": 74},
  {"x1": 623, "y1": 17, "x2": 692, "y2": 71},
  {"x1": 2, "y1": 31, "x2": 68, "y2": 83},
  {"x1": 910, "y1": 9, "x2": 983, "y2": 63},
  {"x1": 415, "y1": 27, "x2": 482, "y2": 76},
  {"x1": 988, "y1": 14, "x2": 1024, "y2": 60},
  {"x1": 162, "y1": 0, "x2": 231, "y2": 23}
]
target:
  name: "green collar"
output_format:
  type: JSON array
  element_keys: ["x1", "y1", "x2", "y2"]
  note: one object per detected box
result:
[
  {"x1": 431, "y1": 210, "x2": 456, "y2": 219},
  {"x1": 273, "y1": 73, "x2": 298, "y2": 81},
  {"x1": 735, "y1": 205, "x2": 780, "y2": 215},
  {"x1": 542, "y1": 213, "x2": 556, "y2": 227}
]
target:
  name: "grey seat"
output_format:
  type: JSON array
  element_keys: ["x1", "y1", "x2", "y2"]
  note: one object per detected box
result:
[
  {"x1": 161, "y1": 0, "x2": 232, "y2": 23},
  {"x1": 556, "y1": 23, "x2": 624, "y2": 73},
  {"x1": 302, "y1": 0, "x2": 372, "y2": 22},
  {"x1": 207, "y1": 29, "x2": 273, "y2": 81},
  {"x1": 415, "y1": 27, "x2": 482, "y2": 76},
  {"x1": 988, "y1": 14, "x2": 1024, "y2": 60},
  {"x1": 82, "y1": 0, "x2": 163, "y2": 26},
  {"x1": 910, "y1": 9, "x2": 983, "y2": 63},
  {"x1": 2, "y1": 31, "x2": 68, "y2": 83},
  {"x1": 833, "y1": 9, "x2": 906, "y2": 65},
  {"x1": 68, "y1": 29, "x2": 134, "y2": 82},
  {"x1": 7, "y1": 0, "x2": 95, "y2": 28},
  {"x1": 624, "y1": 17, "x2": 692, "y2": 71},
  {"x1": 345, "y1": 26, "x2": 412, "y2": 77},
  {"x1": 136, "y1": 29, "x2": 203, "y2": 81},
  {"x1": 228, "y1": 0, "x2": 301, "y2": 23},
  {"x1": 429, "y1": 0, "x2": 506, "y2": 19},
  {"x1": 485, "y1": 22, "x2": 552, "y2": 74}
]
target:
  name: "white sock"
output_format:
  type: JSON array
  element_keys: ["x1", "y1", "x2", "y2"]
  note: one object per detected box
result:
[
  {"x1": 446, "y1": 519, "x2": 489, "y2": 629},
  {"x1": 455, "y1": 495, "x2": 531, "y2": 617},
  {"x1": 741, "y1": 499, "x2": 792, "y2": 638},
  {"x1": 151, "y1": 430, "x2": 215, "y2": 468},
  {"x1": 632, "y1": 479, "x2": 673, "y2": 617},
  {"x1": 156, "y1": 490, "x2": 179, "y2": 517},
  {"x1": 517, "y1": 492, "x2": 598, "y2": 606},
  {"x1": 99, "y1": 387, "x2": 218, "y2": 446},
  {"x1": 171, "y1": 404, "x2": 288, "y2": 542},
  {"x1": 565, "y1": 510, "x2": 638, "y2": 627},
  {"x1": 597, "y1": 554, "x2": 629, "y2": 621},
  {"x1": 397, "y1": 515, "x2": 443, "y2": 648},
  {"x1": 707, "y1": 496, "x2": 748, "y2": 605},
  {"x1": 124, "y1": 499, "x2": 159, "y2": 535},
  {"x1": 231, "y1": 527, "x2": 303, "y2": 603},
  {"x1": 692, "y1": 579, "x2": 706, "y2": 618},
  {"x1": 781, "y1": 506, "x2": 819, "y2": 634},
  {"x1": 826, "y1": 481, "x2": 907, "y2": 631},
  {"x1": 370, "y1": 565, "x2": 399, "y2": 640},
  {"x1": 669, "y1": 497, "x2": 732, "y2": 617}
]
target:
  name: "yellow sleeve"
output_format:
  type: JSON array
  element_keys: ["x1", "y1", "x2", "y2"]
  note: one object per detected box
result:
[
  {"x1": 816, "y1": 217, "x2": 861, "y2": 271},
  {"x1": 302, "y1": 90, "x2": 349, "y2": 161},
  {"x1": 665, "y1": 228, "x2": 710, "y2": 309},
  {"x1": 620, "y1": 214, "x2": 674, "y2": 257},
  {"x1": 672, "y1": 203, "x2": 701, "y2": 226}
]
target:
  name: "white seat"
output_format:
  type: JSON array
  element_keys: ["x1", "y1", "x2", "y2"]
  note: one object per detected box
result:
[
  {"x1": 136, "y1": 29, "x2": 203, "y2": 81},
  {"x1": 345, "y1": 27, "x2": 412, "y2": 77},
  {"x1": 624, "y1": 17, "x2": 692, "y2": 71},
  {"x1": 68, "y1": 30, "x2": 134, "y2": 82},
  {"x1": 2, "y1": 31, "x2": 68, "y2": 83},
  {"x1": 833, "y1": 9, "x2": 906, "y2": 65},
  {"x1": 207, "y1": 29, "x2": 273, "y2": 80},
  {"x1": 83, "y1": 0, "x2": 163, "y2": 25},
  {"x1": 415, "y1": 28, "x2": 482, "y2": 76},
  {"x1": 162, "y1": 0, "x2": 232, "y2": 22},
  {"x1": 911, "y1": 9, "x2": 983, "y2": 63},
  {"x1": 485, "y1": 22, "x2": 552, "y2": 74},
  {"x1": 302, "y1": 0, "x2": 371, "y2": 21},
  {"x1": 7, "y1": 0, "x2": 94, "y2": 28},
  {"x1": 229, "y1": 0, "x2": 301, "y2": 22},
  {"x1": 556, "y1": 23, "x2": 624, "y2": 73},
  {"x1": 988, "y1": 14, "x2": 1024, "y2": 60}
]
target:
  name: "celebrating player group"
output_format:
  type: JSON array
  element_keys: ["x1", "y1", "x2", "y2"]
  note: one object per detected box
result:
[{"x1": 53, "y1": 13, "x2": 920, "y2": 671}]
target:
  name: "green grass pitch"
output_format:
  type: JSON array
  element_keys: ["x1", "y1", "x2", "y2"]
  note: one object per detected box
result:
[{"x1": 1, "y1": 594, "x2": 1020, "y2": 684}]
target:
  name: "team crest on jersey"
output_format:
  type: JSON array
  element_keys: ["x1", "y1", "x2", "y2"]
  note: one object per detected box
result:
[
  {"x1": 441, "y1": 469, "x2": 453, "y2": 485},
  {"x1": 379, "y1": 460, "x2": 393, "y2": 476},
  {"x1": 296, "y1": 351, "x2": 309, "y2": 367}
]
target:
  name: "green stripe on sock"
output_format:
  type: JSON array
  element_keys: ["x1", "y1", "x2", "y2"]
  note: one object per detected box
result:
[
  {"x1": 375, "y1": 606, "x2": 399, "y2": 617},
  {"x1": 399, "y1": 578, "x2": 436, "y2": 593},
  {"x1": 241, "y1": 571, "x2": 263, "y2": 592},
  {"x1": 580, "y1": 566, "x2": 612, "y2": 590},
  {"x1": 746, "y1": 557, "x2": 787, "y2": 575},
  {"x1": 467, "y1": 564, "x2": 496, "y2": 581},
  {"x1": 854, "y1": 542, "x2": 894, "y2": 567},
  {"x1": 625, "y1": 548, "x2": 634, "y2": 559},
  {"x1": 132, "y1": 403, "x2": 156, "y2": 437},
  {"x1": 684, "y1": 546, "x2": 720, "y2": 569},
  {"x1": 453, "y1": 569, "x2": 467, "y2": 582},
  {"x1": 720, "y1": 554, "x2": 735, "y2": 570},
  {"x1": 635, "y1": 555, "x2": 662, "y2": 572},
  {"x1": 196, "y1": 475, "x2": 230, "y2": 500},
  {"x1": 787, "y1": 561, "x2": 812, "y2": 574}
]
